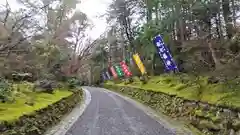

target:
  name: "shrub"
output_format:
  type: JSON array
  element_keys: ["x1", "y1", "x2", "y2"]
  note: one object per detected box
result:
[
  {"x1": 7, "y1": 72, "x2": 33, "y2": 82},
  {"x1": 0, "y1": 79, "x2": 13, "y2": 103},
  {"x1": 40, "y1": 73, "x2": 56, "y2": 80},
  {"x1": 139, "y1": 75, "x2": 148, "y2": 84},
  {"x1": 124, "y1": 78, "x2": 134, "y2": 85},
  {"x1": 56, "y1": 82, "x2": 65, "y2": 89},
  {"x1": 67, "y1": 78, "x2": 80, "y2": 89},
  {"x1": 34, "y1": 80, "x2": 56, "y2": 94}
]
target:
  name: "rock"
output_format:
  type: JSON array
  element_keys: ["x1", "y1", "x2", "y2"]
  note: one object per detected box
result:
[
  {"x1": 190, "y1": 116, "x2": 199, "y2": 126},
  {"x1": 198, "y1": 120, "x2": 221, "y2": 131},
  {"x1": 222, "y1": 109, "x2": 237, "y2": 119},
  {"x1": 230, "y1": 129, "x2": 235, "y2": 135},
  {"x1": 221, "y1": 119, "x2": 232, "y2": 129},
  {"x1": 232, "y1": 119, "x2": 240, "y2": 130},
  {"x1": 178, "y1": 106, "x2": 183, "y2": 113},
  {"x1": 223, "y1": 108, "x2": 231, "y2": 113},
  {"x1": 208, "y1": 76, "x2": 219, "y2": 84},
  {"x1": 219, "y1": 123, "x2": 224, "y2": 129},
  {"x1": 209, "y1": 106, "x2": 218, "y2": 112},
  {"x1": 34, "y1": 80, "x2": 54, "y2": 94},
  {"x1": 199, "y1": 103, "x2": 210, "y2": 111},
  {"x1": 185, "y1": 102, "x2": 198, "y2": 111},
  {"x1": 211, "y1": 115, "x2": 222, "y2": 123},
  {"x1": 236, "y1": 130, "x2": 240, "y2": 135}
]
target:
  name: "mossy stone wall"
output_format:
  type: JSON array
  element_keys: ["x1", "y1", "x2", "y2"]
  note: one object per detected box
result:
[
  {"x1": 0, "y1": 90, "x2": 83, "y2": 135},
  {"x1": 104, "y1": 85, "x2": 240, "y2": 135}
]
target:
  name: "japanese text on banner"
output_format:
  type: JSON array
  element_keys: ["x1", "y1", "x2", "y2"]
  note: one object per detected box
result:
[{"x1": 153, "y1": 35, "x2": 178, "y2": 72}]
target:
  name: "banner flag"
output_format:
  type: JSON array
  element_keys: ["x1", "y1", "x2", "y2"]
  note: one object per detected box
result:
[
  {"x1": 110, "y1": 66, "x2": 118, "y2": 78},
  {"x1": 133, "y1": 53, "x2": 147, "y2": 75},
  {"x1": 105, "y1": 71, "x2": 111, "y2": 80},
  {"x1": 114, "y1": 65, "x2": 124, "y2": 77},
  {"x1": 153, "y1": 35, "x2": 178, "y2": 72},
  {"x1": 101, "y1": 71, "x2": 107, "y2": 81},
  {"x1": 120, "y1": 61, "x2": 132, "y2": 77}
]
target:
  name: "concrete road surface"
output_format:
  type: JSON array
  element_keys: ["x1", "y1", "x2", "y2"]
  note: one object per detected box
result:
[{"x1": 65, "y1": 87, "x2": 176, "y2": 135}]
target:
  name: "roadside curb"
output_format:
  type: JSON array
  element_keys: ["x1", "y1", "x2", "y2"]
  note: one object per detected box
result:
[
  {"x1": 102, "y1": 88, "x2": 195, "y2": 135},
  {"x1": 45, "y1": 88, "x2": 91, "y2": 135}
]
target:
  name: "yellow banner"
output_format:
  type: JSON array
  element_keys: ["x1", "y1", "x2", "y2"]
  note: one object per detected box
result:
[{"x1": 133, "y1": 53, "x2": 147, "y2": 75}]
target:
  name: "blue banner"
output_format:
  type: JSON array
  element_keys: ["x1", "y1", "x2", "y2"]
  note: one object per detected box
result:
[
  {"x1": 153, "y1": 35, "x2": 178, "y2": 72},
  {"x1": 105, "y1": 71, "x2": 111, "y2": 80},
  {"x1": 101, "y1": 71, "x2": 107, "y2": 81}
]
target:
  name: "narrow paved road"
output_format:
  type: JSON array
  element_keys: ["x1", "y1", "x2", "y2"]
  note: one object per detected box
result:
[{"x1": 65, "y1": 87, "x2": 175, "y2": 135}]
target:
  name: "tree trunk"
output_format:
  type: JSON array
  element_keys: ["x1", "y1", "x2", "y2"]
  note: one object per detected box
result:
[
  {"x1": 146, "y1": 0, "x2": 152, "y2": 22},
  {"x1": 155, "y1": 2, "x2": 159, "y2": 25},
  {"x1": 172, "y1": 5, "x2": 177, "y2": 41},
  {"x1": 176, "y1": 1, "x2": 184, "y2": 44},
  {"x1": 147, "y1": 9, "x2": 152, "y2": 22},
  {"x1": 222, "y1": 0, "x2": 233, "y2": 39},
  {"x1": 231, "y1": 0, "x2": 236, "y2": 27},
  {"x1": 208, "y1": 40, "x2": 222, "y2": 69},
  {"x1": 151, "y1": 53, "x2": 156, "y2": 76},
  {"x1": 179, "y1": 16, "x2": 185, "y2": 44},
  {"x1": 215, "y1": 13, "x2": 221, "y2": 39}
]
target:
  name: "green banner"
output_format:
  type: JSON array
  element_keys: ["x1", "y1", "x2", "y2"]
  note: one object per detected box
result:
[{"x1": 114, "y1": 65, "x2": 124, "y2": 77}]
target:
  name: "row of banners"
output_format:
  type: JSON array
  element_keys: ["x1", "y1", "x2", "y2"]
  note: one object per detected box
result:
[{"x1": 101, "y1": 35, "x2": 179, "y2": 81}]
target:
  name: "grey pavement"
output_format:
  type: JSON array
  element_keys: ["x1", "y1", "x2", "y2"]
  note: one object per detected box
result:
[{"x1": 65, "y1": 87, "x2": 175, "y2": 135}]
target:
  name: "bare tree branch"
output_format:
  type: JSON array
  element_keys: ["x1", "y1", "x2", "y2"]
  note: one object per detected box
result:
[
  {"x1": 11, "y1": 3, "x2": 50, "y2": 32},
  {"x1": 2, "y1": 0, "x2": 11, "y2": 26}
]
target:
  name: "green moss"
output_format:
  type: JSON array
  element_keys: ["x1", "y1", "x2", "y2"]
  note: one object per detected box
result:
[
  {"x1": 210, "y1": 115, "x2": 221, "y2": 123},
  {"x1": 176, "y1": 85, "x2": 201, "y2": 101},
  {"x1": 194, "y1": 109, "x2": 221, "y2": 123},
  {"x1": 195, "y1": 110, "x2": 205, "y2": 117},
  {"x1": 0, "y1": 90, "x2": 82, "y2": 135},
  {"x1": 0, "y1": 82, "x2": 72, "y2": 122},
  {"x1": 174, "y1": 84, "x2": 188, "y2": 91}
]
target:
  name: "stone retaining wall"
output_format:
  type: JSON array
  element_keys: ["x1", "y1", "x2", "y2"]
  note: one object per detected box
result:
[
  {"x1": 0, "y1": 90, "x2": 83, "y2": 135},
  {"x1": 104, "y1": 85, "x2": 240, "y2": 135}
]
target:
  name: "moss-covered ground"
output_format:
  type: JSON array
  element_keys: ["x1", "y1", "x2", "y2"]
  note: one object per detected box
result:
[
  {"x1": 106, "y1": 74, "x2": 240, "y2": 109},
  {"x1": 0, "y1": 82, "x2": 72, "y2": 122}
]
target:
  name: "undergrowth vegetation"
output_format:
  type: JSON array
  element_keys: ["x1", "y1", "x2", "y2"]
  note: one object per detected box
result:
[{"x1": 0, "y1": 79, "x2": 14, "y2": 103}]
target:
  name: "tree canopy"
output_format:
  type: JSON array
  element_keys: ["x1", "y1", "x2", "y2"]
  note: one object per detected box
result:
[
  {"x1": 0, "y1": 0, "x2": 96, "y2": 81},
  {"x1": 89, "y1": 0, "x2": 240, "y2": 81}
]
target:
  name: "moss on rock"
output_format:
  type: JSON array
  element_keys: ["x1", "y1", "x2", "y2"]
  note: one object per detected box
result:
[
  {"x1": 198, "y1": 120, "x2": 221, "y2": 131},
  {"x1": 232, "y1": 119, "x2": 240, "y2": 130},
  {"x1": 0, "y1": 90, "x2": 82, "y2": 135}
]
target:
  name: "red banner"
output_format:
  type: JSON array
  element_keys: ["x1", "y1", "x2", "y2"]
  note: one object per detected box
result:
[
  {"x1": 110, "y1": 66, "x2": 118, "y2": 78},
  {"x1": 120, "y1": 61, "x2": 132, "y2": 77}
]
